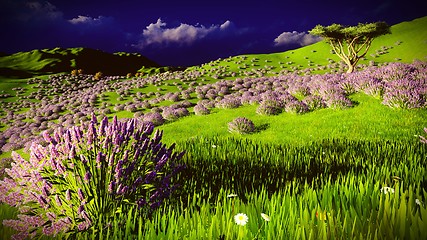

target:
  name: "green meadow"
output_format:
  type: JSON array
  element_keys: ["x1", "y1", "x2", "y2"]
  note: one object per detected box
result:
[{"x1": 0, "y1": 16, "x2": 426, "y2": 239}]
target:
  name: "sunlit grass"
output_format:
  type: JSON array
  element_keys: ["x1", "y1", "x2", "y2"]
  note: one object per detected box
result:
[{"x1": 159, "y1": 93, "x2": 427, "y2": 145}]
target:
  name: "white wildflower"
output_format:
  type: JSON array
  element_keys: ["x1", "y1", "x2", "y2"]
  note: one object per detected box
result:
[
  {"x1": 234, "y1": 213, "x2": 248, "y2": 226},
  {"x1": 380, "y1": 186, "x2": 395, "y2": 194},
  {"x1": 261, "y1": 213, "x2": 271, "y2": 222}
]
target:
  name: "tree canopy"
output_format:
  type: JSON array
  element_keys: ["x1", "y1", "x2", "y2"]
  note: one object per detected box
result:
[{"x1": 309, "y1": 22, "x2": 391, "y2": 73}]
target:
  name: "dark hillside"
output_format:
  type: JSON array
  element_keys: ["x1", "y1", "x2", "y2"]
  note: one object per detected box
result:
[{"x1": 0, "y1": 47, "x2": 159, "y2": 77}]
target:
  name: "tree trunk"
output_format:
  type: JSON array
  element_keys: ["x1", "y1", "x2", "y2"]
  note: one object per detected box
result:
[{"x1": 346, "y1": 64, "x2": 354, "y2": 73}]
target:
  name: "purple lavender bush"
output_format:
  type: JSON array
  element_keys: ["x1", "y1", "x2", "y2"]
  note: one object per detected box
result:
[
  {"x1": 193, "y1": 104, "x2": 210, "y2": 115},
  {"x1": 382, "y1": 77, "x2": 426, "y2": 109},
  {"x1": 256, "y1": 102, "x2": 282, "y2": 115},
  {"x1": 143, "y1": 112, "x2": 165, "y2": 126},
  {"x1": 216, "y1": 97, "x2": 242, "y2": 109},
  {"x1": 302, "y1": 95, "x2": 326, "y2": 111},
  {"x1": 162, "y1": 107, "x2": 190, "y2": 121},
  {"x1": 324, "y1": 94, "x2": 353, "y2": 109},
  {"x1": 0, "y1": 114, "x2": 184, "y2": 239},
  {"x1": 228, "y1": 117, "x2": 255, "y2": 134},
  {"x1": 285, "y1": 100, "x2": 309, "y2": 114}
]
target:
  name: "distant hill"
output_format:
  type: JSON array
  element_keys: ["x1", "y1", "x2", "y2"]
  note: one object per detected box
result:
[
  {"x1": 1, "y1": 16, "x2": 426, "y2": 78},
  {"x1": 186, "y1": 16, "x2": 427, "y2": 75},
  {"x1": 0, "y1": 47, "x2": 159, "y2": 77}
]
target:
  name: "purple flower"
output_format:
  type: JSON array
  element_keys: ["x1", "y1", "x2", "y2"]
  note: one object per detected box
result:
[
  {"x1": 137, "y1": 198, "x2": 147, "y2": 209},
  {"x1": 80, "y1": 154, "x2": 88, "y2": 164},
  {"x1": 0, "y1": 113, "x2": 185, "y2": 238},
  {"x1": 108, "y1": 181, "x2": 115, "y2": 194},
  {"x1": 84, "y1": 171, "x2": 92, "y2": 182},
  {"x1": 41, "y1": 186, "x2": 50, "y2": 197},
  {"x1": 68, "y1": 146, "x2": 76, "y2": 159},
  {"x1": 42, "y1": 131, "x2": 56, "y2": 145},
  {"x1": 114, "y1": 160, "x2": 124, "y2": 179},
  {"x1": 143, "y1": 112, "x2": 165, "y2": 126},
  {"x1": 150, "y1": 201, "x2": 161, "y2": 210},
  {"x1": 193, "y1": 104, "x2": 210, "y2": 115},
  {"x1": 145, "y1": 171, "x2": 157, "y2": 183},
  {"x1": 77, "y1": 188, "x2": 85, "y2": 201},
  {"x1": 98, "y1": 116, "x2": 108, "y2": 136},
  {"x1": 96, "y1": 151, "x2": 105, "y2": 165},
  {"x1": 65, "y1": 189, "x2": 71, "y2": 201},
  {"x1": 228, "y1": 117, "x2": 255, "y2": 134},
  {"x1": 216, "y1": 97, "x2": 242, "y2": 109},
  {"x1": 55, "y1": 195, "x2": 62, "y2": 206},
  {"x1": 285, "y1": 100, "x2": 309, "y2": 114}
]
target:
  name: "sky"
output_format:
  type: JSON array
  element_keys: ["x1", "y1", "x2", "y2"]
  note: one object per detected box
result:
[{"x1": 0, "y1": 0, "x2": 426, "y2": 66}]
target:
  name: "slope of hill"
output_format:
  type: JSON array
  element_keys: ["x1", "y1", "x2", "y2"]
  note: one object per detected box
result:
[
  {"x1": 185, "y1": 16, "x2": 427, "y2": 77},
  {"x1": 0, "y1": 47, "x2": 159, "y2": 77}
]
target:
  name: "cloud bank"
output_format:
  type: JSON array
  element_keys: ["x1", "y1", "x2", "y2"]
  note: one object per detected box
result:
[
  {"x1": 134, "y1": 19, "x2": 235, "y2": 48},
  {"x1": 68, "y1": 15, "x2": 113, "y2": 26},
  {"x1": 274, "y1": 31, "x2": 321, "y2": 47}
]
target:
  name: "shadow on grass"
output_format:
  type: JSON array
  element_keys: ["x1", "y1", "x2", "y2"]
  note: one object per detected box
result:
[{"x1": 254, "y1": 123, "x2": 269, "y2": 133}]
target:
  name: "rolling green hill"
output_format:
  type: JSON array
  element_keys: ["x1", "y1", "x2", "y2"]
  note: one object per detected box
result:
[
  {"x1": 0, "y1": 17, "x2": 425, "y2": 79},
  {"x1": 0, "y1": 47, "x2": 159, "y2": 77},
  {"x1": 0, "y1": 17, "x2": 426, "y2": 240},
  {"x1": 185, "y1": 16, "x2": 427, "y2": 77}
]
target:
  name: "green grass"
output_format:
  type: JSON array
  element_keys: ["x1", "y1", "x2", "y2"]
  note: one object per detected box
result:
[
  {"x1": 159, "y1": 93, "x2": 427, "y2": 145},
  {"x1": 0, "y1": 16, "x2": 426, "y2": 239},
  {"x1": 187, "y1": 16, "x2": 427, "y2": 77}
]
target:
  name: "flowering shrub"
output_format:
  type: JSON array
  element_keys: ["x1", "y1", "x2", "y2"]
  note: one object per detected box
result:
[
  {"x1": 256, "y1": 102, "x2": 282, "y2": 115},
  {"x1": 0, "y1": 157, "x2": 12, "y2": 180},
  {"x1": 302, "y1": 95, "x2": 326, "y2": 111},
  {"x1": 162, "y1": 107, "x2": 190, "y2": 121},
  {"x1": 143, "y1": 112, "x2": 165, "y2": 126},
  {"x1": 193, "y1": 104, "x2": 210, "y2": 115},
  {"x1": 382, "y1": 77, "x2": 426, "y2": 108},
  {"x1": 324, "y1": 94, "x2": 353, "y2": 109},
  {"x1": 0, "y1": 114, "x2": 184, "y2": 239},
  {"x1": 228, "y1": 117, "x2": 255, "y2": 134},
  {"x1": 216, "y1": 97, "x2": 242, "y2": 109},
  {"x1": 285, "y1": 100, "x2": 309, "y2": 114}
]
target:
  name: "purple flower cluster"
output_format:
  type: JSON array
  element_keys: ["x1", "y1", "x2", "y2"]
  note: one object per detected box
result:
[
  {"x1": 161, "y1": 106, "x2": 190, "y2": 121},
  {"x1": 193, "y1": 104, "x2": 210, "y2": 115},
  {"x1": 0, "y1": 114, "x2": 184, "y2": 239},
  {"x1": 382, "y1": 77, "x2": 426, "y2": 108},
  {"x1": 228, "y1": 117, "x2": 256, "y2": 134},
  {"x1": 216, "y1": 97, "x2": 242, "y2": 109},
  {"x1": 142, "y1": 112, "x2": 165, "y2": 126},
  {"x1": 0, "y1": 61, "x2": 425, "y2": 160}
]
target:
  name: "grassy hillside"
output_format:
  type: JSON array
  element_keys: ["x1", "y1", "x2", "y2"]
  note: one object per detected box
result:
[
  {"x1": 0, "y1": 17, "x2": 426, "y2": 240},
  {"x1": 185, "y1": 16, "x2": 427, "y2": 78},
  {"x1": 0, "y1": 47, "x2": 159, "y2": 77}
]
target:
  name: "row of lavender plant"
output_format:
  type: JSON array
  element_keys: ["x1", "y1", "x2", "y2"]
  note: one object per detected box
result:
[{"x1": 1, "y1": 61, "x2": 426, "y2": 157}]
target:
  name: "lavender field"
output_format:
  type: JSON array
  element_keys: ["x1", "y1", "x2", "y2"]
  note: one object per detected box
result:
[
  {"x1": 0, "y1": 56, "x2": 426, "y2": 239},
  {"x1": 1, "y1": 61, "x2": 426, "y2": 153}
]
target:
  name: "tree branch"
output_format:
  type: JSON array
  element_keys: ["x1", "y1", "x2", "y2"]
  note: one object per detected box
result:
[
  {"x1": 330, "y1": 41, "x2": 349, "y2": 63},
  {"x1": 356, "y1": 37, "x2": 372, "y2": 54},
  {"x1": 359, "y1": 38, "x2": 373, "y2": 58}
]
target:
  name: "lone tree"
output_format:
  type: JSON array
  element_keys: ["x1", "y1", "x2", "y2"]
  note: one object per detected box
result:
[{"x1": 309, "y1": 22, "x2": 390, "y2": 73}]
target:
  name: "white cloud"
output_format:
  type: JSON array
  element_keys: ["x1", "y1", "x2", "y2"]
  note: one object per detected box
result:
[
  {"x1": 68, "y1": 15, "x2": 112, "y2": 26},
  {"x1": 134, "y1": 19, "x2": 233, "y2": 48},
  {"x1": 274, "y1": 31, "x2": 321, "y2": 47},
  {"x1": 220, "y1": 20, "x2": 233, "y2": 30}
]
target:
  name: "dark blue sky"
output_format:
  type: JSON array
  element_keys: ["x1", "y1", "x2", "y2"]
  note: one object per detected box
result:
[{"x1": 1, "y1": 0, "x2": 426, "y2": 66}]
